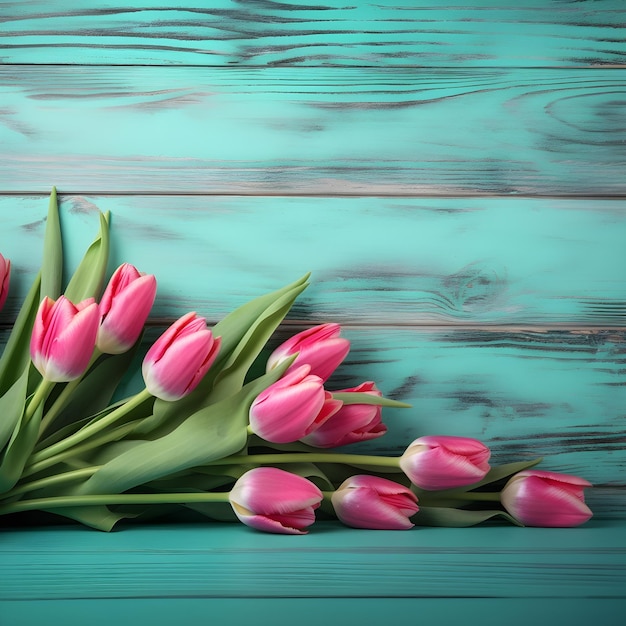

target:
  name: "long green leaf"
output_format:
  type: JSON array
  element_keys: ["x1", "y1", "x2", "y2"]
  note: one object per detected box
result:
[
  {"x1": 40, "y1": 186, "x2": 63, "y2": 300},
  {"x1": 0, "y1": 398, "x2": 43, "y2": 493},
  {"x1": 330, "y1": 392, "x2": 411, "y2": 408},
  {"x1": 0, "y1": 273, "x2": 41, "y2": 396},
  {"x1": 64, "y1": 211, "x2": 110, "y2": 302},
  {"x1": 0, "y1": 366, "x2": 30, "y2": 451},
  {"x1": 413, "y1": 506, "x2": 522, "y2": 527},
  {"x1": 44, "y1": 505, "x2": 141, "y2": 531},
  {"x1": 208, "y1": 279, "x2": 309, "y2": 402}
]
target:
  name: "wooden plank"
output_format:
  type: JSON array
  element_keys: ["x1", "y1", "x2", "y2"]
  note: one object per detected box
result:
[
  {"x1": 2, "y1": 195, "x2": 626, "y2": 326},
  {"x1": 1, "y1": 1, "x2": 625, "y2": 67},
  {"x1": 3, "y1": 598, "x2": 626, "y2": 626},
  {"x1": 2, "y1": 66, "x2": 626, "y2": 196},
  {"x1": 0, "y1": 522, "x2": 624, "y2": 601}
]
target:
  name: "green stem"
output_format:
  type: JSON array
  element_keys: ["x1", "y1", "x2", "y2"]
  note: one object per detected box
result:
[
  {"x1": 4, "y1": 466, "x2": 101, "y2": 499},
  {"x1": 22, "y1": 421, "x2": 139, "y2": 478},
  {"x1": 38, "y1": 350, "x2": 102, "y2": 437},
  {"x1": 209, "y1": 452, "x2": 401, "y2": 469},
  {"x1": 0, "y1": 491, "x2": 231, "y2": 516},
  {"x1": 26, "y1": 388, "x2": 153, "y2": 467},
  {"x1": 23, "y1": 379, "x2": 56, "y2": 424}
]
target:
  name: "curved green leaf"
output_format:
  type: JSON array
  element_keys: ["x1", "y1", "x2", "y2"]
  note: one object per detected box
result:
[
  {"x1": 64, "y1": 211, "x2": 110, "y2": 303},
  {"x1": 330, "y1": 392, "x2": 411, "y2": 408},
  {"x1": 41, "y1": 187, "x2": 63, "y2": 300},
  {"x1": 413, "y1": 506, "x2": 522, "y2": 527},
  {"x1": 0, "y1": 273, "x2": 42, "y2": 396},
  {"x1": 0, "y1": 396, "x2": 42, "y2": 493},
  {"x1": 0, "y1": 366, "x2": 30, "y2": 451}
]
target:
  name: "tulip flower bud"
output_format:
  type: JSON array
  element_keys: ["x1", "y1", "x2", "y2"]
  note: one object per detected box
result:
[
  {"x1": 229, "y1": 467, "x2": 323, "y2": 534},
  {"x1": 0, "y1": 252, "x2": 10, "y2": 312},
  {"x1": 249, "y1": 365, "x2": 342, "y2": 444},
  {"x1": 30, "y1": 295, "x2": 100, "y2": 382},
  {"x1": 97, "y1": 263, "x2": 157, "y2": 354},
  {"x1": 266, "y1": 323, "x2": 350, "y2": 382},
  {"x1": 332, "y1": 475, "x2": 419, "y2": 530},
  {"x1": 301, "y1": 381, "x2": 387, "y2": 448},
  {"x1": 501, "y1": 469, "x2": 593, "y2": 527},
  {"x1": 399, "y1": 435, "x2": 491, "y2": 491},
  {"x1": 142, "y1": 312, "x2": 221, "y2": 401}
]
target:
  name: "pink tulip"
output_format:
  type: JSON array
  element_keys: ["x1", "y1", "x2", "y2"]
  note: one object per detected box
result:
[
  {"x1": 301, "y1": 381, "x2": 387, "y2": 448},
  {"x1": 501, "y1": 469, "x2": 593, "y2": 527},
  {"x1": 331, "y1": 475, "x2": 419, "y2": 530},
  {"x1": 30, "y1": 296, "x2": 100, "y2": 382},
  {"x1": 399, "y1": 435, "x2": 491, "y2": 491},
  {"x1": 229, "y1": 467, "x2": 323, "y2": 534},
  {"x1": 249, "y1": 365, "x2": 342, "y2": 443},
  {"x1": 0, "y1": 253, "x2": 10, "y2": 312},
  {"x1": 266, "y1": 323, "x2": 350, "y2": 382},
  {"x1": 97, "y1": 263, "x2": 157, "y2": 354},
  {"x1": 142, "y1": 312, "x2": 221, "y2": 401}
]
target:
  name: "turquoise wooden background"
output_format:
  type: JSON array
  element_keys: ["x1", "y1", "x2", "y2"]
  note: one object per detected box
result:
[{"x1": 1, "y1": 1, "x2": 625, "y2": 622}]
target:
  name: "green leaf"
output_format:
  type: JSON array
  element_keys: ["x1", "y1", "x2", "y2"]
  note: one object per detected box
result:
[
  {"x1": 413, "y1": 506, "x2": 522, "y2": 527},
  {"x1": 44, "y1": 505, "x2": 140, "y2": 531},
  {"x1": 0, "y1": 397, "x2": 43, "y2": 493},
  {"x1": 0, "y1": 273, "x2": 42, "y2": 396},
  {"x1": 64, "y1": 211, "x2": 110, "y2": 303},
  {"x1": 478, "y1": 458, "x2": 544, "y2": 487},
  {"x1": 40, "y1": 186, "x2": 63, "y2": 300},
  {"x1": 209, "y1": 279, "x2": 309, "y2": 402},
  {"x1": 75, "y1": 365, "x2": 289, "y2": 496},
  {"x1": 330, "y1": 392, "x2": 411, "y2": 409},
  {"x1": 211, "y1": 273, "x2": 310, "y2": 369},
  {"x1": 0, "y1": 366, "x2": 30, "y2": 451}
]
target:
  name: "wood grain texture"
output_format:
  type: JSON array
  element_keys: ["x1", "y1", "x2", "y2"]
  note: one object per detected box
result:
[
  {"x1": 1, "y1": 0, "x2": 625, "y2": 67},
  {"x1": 2, "y1": 195, "x2": 626, "y2": 326},
  {"x1": 2, "y1": 599, "x2": 626, "y2": 626},
  {"x1": 0, "y1": 522, "x2": 624, "y2": 601},
  {"x1": 2, "y1": 66, "x2": 626, "y2": 195},
  {"x1": 3, "y1": 599, "x2": 626, "y2": 626}
]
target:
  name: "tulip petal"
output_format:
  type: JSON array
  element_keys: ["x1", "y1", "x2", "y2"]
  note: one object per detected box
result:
[
  {"x1": 501, "y1": 471, "x2": 593, "y2": 527},
  {"x1": 98, "y1": 268, "x2": 157, "y2": 353},
  {"x1": 332, "y1": 476, "x2": 419, "y2": 530},
  {"x1": 229, "y1": 468, "x2": 322, "y2": 534}
]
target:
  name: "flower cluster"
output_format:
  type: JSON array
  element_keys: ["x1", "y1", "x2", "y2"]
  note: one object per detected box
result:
[{"x1": 0, "y1": 190, "x2": 593, "y2": 533}]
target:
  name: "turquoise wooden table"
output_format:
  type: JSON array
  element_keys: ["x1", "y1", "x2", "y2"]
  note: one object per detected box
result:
[{"x1": 1, "y1": 1, "x2": 625, "y2": 624}]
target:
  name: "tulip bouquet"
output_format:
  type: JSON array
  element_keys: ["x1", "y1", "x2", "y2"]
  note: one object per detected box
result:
[{"x1": 0, "y1": 190, "x2": 593, "y2": 533}]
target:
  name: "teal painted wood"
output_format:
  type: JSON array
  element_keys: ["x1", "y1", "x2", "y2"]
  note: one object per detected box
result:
[
  {"x1": 2, "y1": 195, "x2": 626, "y2": 326},
  {"x1": 2, "y1": 67, "x2": 626, "y2": 195},
  {"x1": 2, "y1": 599, "x2": 626, "y2": 626},
  {"x1": 0, "y1": 522, "x2": 624, "y2": 600},
  {"x1": 1, "y1": 0, "x2": 625, "y2": 67}
]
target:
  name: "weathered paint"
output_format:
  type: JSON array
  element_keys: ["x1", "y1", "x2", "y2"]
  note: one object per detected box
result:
[
  {"x1": 2, "y1": 0, "x2": 625, "y2": 67},
  {"x1": 0, "y1": 0, "x2": 624, "y2": 619},
  {"x1": 3, "y1": 195, "x2": 626, "y2": 326},
  {"x1": 2, "y1": 66, "x2": 625, "y2": 195}
]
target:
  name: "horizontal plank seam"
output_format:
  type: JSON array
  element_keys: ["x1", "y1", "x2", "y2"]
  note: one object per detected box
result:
[
  {"x1": 3, "y1": 322, "x2": 626, "y2": 332},
  {"x1": 3, "y1": 192, "x2": 626, "y2": 201},
  {"x1": 2, "y1": 63, "x2": 626, "y2": 70}
]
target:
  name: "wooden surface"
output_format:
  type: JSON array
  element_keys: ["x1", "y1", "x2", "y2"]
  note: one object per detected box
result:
[{"x1": 0, "y1": 0, "x2": 625, "y2": 622}]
